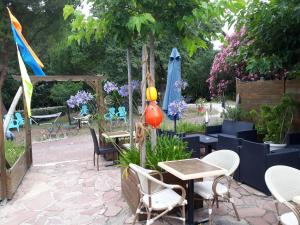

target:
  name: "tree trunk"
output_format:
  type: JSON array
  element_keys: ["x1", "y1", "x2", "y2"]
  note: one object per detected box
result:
[
  {"x1": 127, "y1": 46, "x2": 134, "y2": 148},
  {"x1": 140, "y1": 45, "x2": 147, "y2": 167},
  {"x1": 149, "y1": 33, "x2": 157, "y2": 148}
]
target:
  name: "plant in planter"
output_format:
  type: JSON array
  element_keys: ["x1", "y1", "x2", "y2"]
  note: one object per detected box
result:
[
  {"x1": 195, "y1": 97, "x2": 206, "y2": 115},
  {"x1": 250, "y1": 94, "x2": 297, "y2": 151},
  {"x1": 5, "y1": 141, "x2": 25, "y2": 168},
  {"x1": 221, "y1": 106, "x2": 248, "y2": 121}
]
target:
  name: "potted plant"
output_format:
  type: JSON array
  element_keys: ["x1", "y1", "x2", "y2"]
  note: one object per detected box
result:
[
  {"x1": 195, "y1": 97, "x2": 206, "y2": 115},
  {"x1": 0, "y1": 141, "x2": 26, "y2": 199},
  {"x1": 250, "y1": 94, "x2": 297, "y2": 151}
]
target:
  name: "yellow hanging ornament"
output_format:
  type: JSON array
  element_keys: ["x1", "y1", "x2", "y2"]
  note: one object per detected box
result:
[{"x1": 146, "y1": 86, "x2": 157, "y2": 101}]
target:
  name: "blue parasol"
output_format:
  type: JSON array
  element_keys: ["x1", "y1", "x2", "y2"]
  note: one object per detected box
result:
[{"x1": 162, "y1": 48, "x2": 182, "y2": 132}]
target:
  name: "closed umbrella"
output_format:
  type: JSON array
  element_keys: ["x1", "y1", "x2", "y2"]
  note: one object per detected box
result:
[{"x1": 162, "y1": 48, "x2": 182, "y2": 133}]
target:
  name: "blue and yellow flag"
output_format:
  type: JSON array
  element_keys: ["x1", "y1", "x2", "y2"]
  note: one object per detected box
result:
[{"x1": 7, "y1": 8, "x2": 45, "y2": 76}]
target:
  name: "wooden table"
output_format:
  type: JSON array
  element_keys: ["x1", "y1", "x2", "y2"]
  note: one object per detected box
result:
[{"x1": 158, "y1": 158, "x2": 226, "y2": 225}]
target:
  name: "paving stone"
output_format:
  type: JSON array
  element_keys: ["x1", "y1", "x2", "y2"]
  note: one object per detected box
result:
[{"x1": 104, "y1": 205, "x2": 122, "y2": 217}]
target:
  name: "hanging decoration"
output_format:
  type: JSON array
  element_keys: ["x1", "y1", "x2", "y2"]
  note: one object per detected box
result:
[
  {"x1": 146, "y1": 86, "x2": 157, "y2": 101},
  {"x1": 145, "y1": 101, "x2": 163, "y2": 128}
]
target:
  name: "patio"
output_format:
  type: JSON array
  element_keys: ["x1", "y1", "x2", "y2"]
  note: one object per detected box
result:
[{"x1": 0, "y1": 133, "x2": 284, "y2": 225}]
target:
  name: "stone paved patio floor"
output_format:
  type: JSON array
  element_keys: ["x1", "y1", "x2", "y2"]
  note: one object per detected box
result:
[{"x1": 0, "y1": 133, "x2": 287, "y2": 225}]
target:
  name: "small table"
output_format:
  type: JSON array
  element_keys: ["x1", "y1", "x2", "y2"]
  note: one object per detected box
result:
[
  {"x1": 158, "y1": 158, "x2": 226, "y2": 225},
  {"x1": 187, "y1": 134, "x2": 218, "y2": 155}
]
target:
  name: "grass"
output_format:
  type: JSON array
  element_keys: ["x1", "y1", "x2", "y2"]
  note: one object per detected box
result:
[
  {"x1": 176, "y1": 121, "x2": 206, "y2": 133},
  {"x1": 5, "y1": 141, "x2": 25, "y2": 167}
]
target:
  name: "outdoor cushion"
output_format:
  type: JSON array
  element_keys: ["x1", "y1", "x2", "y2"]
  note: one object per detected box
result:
[
  {"x1": 142, "y1": 188, "x2": 185, "y2": 210},
  {"x1": 281, "y1": 212, "x2": 298, "y2": 225},
  {"x1": 194, "y1": 181, "x2": 228, "y2": 199}
]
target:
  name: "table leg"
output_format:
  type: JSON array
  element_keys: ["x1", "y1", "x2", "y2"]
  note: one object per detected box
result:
[
  {"x1": 187, "y1": 179, "x2": 194, "y2": 225},
  {"x1": 205, "y1": 144, "x2": 212, "y2": 155},
  {"x1": 78, "y1": 119, "x2": 81, "y2": 129}
]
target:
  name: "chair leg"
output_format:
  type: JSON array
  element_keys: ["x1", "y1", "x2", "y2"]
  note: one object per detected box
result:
[
  {"x1": 93, "y1": 152, "x2": 95, "y2": 166},
  {"x1": 96, "y1": 155, "x2": 99, "y2": 171},
  {"x1": 231, "y1": 201, "x2": 240, "y2": 221},
  {"x1": 182, "y1": 204, "x2": 186, "y2": 225},
  {"x1": 216, "y1": 196, "x2": 219, "y2": 208},
  {"x1": 208, "y1": 199, "x2": 213, "y2": 225},
  {"x1": 132, "y1": 201, "x2": 142, "y2": 225}
]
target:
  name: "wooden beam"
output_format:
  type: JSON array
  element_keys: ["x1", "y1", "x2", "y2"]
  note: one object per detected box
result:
[
  {"x1": 0, "y1": 89, "x2": 7, "y2": 199},
  {"x1": 12, "y1": 75, "x2": 104, "y2": 85}
]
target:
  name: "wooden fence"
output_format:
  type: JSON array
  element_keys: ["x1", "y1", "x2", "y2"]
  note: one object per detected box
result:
[{"x1": 236, "y1": 79, "x2": 300, "y2": 127}]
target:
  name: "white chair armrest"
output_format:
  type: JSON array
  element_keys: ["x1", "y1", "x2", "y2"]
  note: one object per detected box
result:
[
  {"x1": 293, "y1": 196, "x2": 300, "y2": 205},
  {"x1": 212, "y1": 175, "x2": 232, "y2": 196}
]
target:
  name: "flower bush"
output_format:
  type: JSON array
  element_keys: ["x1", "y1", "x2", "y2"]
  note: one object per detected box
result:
[
  {"x1": 167, "y1": 100, "x2": 188, "y2": 119},
  {"x1": 67, "y1": 90, "x2": 93, "y2": 108}
]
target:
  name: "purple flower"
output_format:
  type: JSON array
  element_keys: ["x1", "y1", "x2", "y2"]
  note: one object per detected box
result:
[
  {"x1": 118, "y1": 85, "x2": 129, "y2": 97},
  {"x1": 174, "y1": 80, "x2": 188, "y2": 91},
  {"x1": 131, "y1": 80, "x2": 140, "y2": 90},
  {"x1": 66, "y1": 90, "x2": 93, "y2": 108},
  {"x1": 118, "y1": 80, "x2": 140, "y2": 97},
  {"x1": 168, "y1": 100, "x2": 188, "y2": 119},
  {"x1": 104, "y1": 81, "x2": 118, "y2": 94}
]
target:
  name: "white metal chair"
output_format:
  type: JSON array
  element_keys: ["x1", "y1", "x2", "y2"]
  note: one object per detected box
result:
[
  {"x1": 194, "y1": 150, "x2": 240, "y2": 225},
  {"x1": 129, "y1": 163, "x2": 187, "y2": 225},
  {"x1": 265, "y1": 166, "x2": 300, "y2": 225}
]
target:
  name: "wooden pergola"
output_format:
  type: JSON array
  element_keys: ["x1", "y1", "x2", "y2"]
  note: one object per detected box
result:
[{"x1": 0, "y1": 75, "x2": 105, "y2": 199}]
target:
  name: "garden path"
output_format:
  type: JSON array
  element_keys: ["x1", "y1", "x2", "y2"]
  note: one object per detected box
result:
[{"x1": 0, "y1": 132, "x2": 287, "y2": 225}]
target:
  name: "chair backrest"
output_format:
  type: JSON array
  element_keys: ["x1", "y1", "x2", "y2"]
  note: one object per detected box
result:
[
  {"x1": 118, "y1": 106, "x2": 126, "y2": 116},
  {"x1": 265, "y1": 165, "x2": 300, "y2": 203},
  {"x1": 89, "y1": 127, "x2": 100, "y2": 154},
  {"x1": 182, "y1": 136, "x2": 201, "y2": 158},
  {"x1": 222, "y1": 120, "x2": 254, "y2": 135},
  {"x1": 217, "y1": 135, "x2": 241, "y2": 151},
  {"x1": 80, "y1": 104, "x2": 89, "y2": 116},
  {"x1": 108, "y1": 107, "x2": 116, "y2": 117},
  {"x1": 15, "y1": 112, "x2": 24, "y2": 123},
  {"x1": 202, "y1": 150, "x2": 240, "y2": 176},
  {"x1": 129, "y1": 163, "x2": 164, "y2": 195}
]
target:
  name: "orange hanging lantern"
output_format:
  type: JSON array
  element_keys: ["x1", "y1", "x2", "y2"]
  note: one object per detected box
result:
[
  {"x1": 146, "y1": 86, "x2": 157, "y2": 101},
  {"x1": 145, "y1": 101, "x2": 163, "y2": 128}
]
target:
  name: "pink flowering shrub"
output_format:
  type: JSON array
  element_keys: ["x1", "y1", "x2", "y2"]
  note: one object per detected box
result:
[{"x1": 207, "y1": 27, "x2": 260, "y2": 97}]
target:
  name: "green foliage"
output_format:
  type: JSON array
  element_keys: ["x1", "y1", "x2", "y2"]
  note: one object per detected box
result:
[
  {"x1": 250, "y1": 94, "x2": 297, "y2": 144},
  {"x1": 176, "y1": 122, "x2": 206, "y2": 134},
  {"x1": 118, "y1": 136, "x2": 190, "y2": 171},
  {"x1": 127, "y1": 13, "x2": 155, "y2": 34},
  {"x1": 234, "y1": 0, "x2": 300, "y2": 77},
  {"x1": 221, "y1": 106, "x2": 248, "y2": 121},
  {"x1": 146, "y1": 136, "x2": 191, "y2": 171},
  {"x1": 118, "y1": 147, "x2": 140, "y2": 169},
  {"x1": 50, "y1": 81, "x2": 83, "y2": 105},
  {"x1": 5, "y1": 141, "x2": 25, "y2": 167}
]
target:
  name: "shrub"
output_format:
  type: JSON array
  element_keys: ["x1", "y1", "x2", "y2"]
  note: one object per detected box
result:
[
  {"x1": 221, "y1": 106, "x2": 248, "y2": 121},
  {"x1": 176, "y1": 122, "x2": 206, "y2": 133},
  {"x1": 146, "y1": 136, "x2": 191, "y2": 171},
  {"x1": 5, "y1": 141, "x2": 25, "y2": 168},
  {"x1": 250, "y1": 94, "x2": 297, "y2": 143}
]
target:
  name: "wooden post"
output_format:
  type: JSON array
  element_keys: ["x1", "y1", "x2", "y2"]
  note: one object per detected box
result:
[
  {"x1": 149, "y1": 33, "x2": 157, "y2": 148},
  {"x1": 95, "y1": 77, "x2": 105, "y2": 147},
  {"x1": 23, "y1": 91, "x2": 32, "y2": 167},
  {"x1": 140, "y1": 45, "x2": 147, "y2": 167},
  {"x1": 127, "y1": 46, "x2": 134, "y2": 148},
  {"x1": 0, "y1": 89, "x2": 7, "y2": 199}
]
